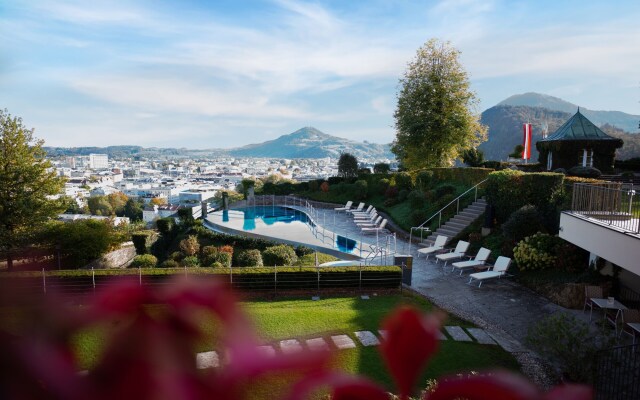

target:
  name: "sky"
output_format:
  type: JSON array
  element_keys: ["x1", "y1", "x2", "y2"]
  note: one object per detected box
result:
[{"x1": 1, "y1": 0, "x2": 639, "y2": 148}]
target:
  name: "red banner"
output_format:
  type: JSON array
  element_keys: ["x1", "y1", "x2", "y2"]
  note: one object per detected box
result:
[{"x1": 522, "y1": 123, "x2": 532, "y2": 160}]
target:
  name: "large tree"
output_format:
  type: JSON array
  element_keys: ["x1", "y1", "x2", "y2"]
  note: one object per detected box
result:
[
  {"x1": 0, "y1": 109, "x2": 65, "y2": 270},
  {"x1": 337, "y1": 153, "x2": 358, "y2": 179},
  {"x1": 391, "y1": 39, "x2": 487, "y2": 169}
]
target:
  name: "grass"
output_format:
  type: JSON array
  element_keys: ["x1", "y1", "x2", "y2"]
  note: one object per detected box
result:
[{"x1": 52, "y1": 292, "x2": 520, "y2": 392}]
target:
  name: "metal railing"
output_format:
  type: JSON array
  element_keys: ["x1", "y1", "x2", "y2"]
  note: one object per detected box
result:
[
  {"x1": 408, "y1": 179, "x2": 487, "y2": 253},
  {"x1": 570, "y1": 183, "x2": 639, "y2": 234},
  {"x1": 594, "y1": 344, "x2": 640, "y2": 400},
  {"x1": 221, "y1": 195, "x2": 398, "y2": 263}
]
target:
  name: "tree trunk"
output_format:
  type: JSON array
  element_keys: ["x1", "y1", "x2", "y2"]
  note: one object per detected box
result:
[{"x1": 6, "y1": 252, "x2": 14, "y2": 271}]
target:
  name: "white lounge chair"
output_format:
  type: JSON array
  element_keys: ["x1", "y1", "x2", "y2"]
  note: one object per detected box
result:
[
  {"x1": 346, "y1": 202, "x2": 365, "y2": 214},
  {"x1": 451, "y1": 247, "x2": 491, "y2": 275},
  {"x1": 357, "y1": 216, "x2": 382, "y2": 228},
  {"x1": 353, "y1": 208, "x2": 376, "y2": 220},
  {"x1": 417, "y1": 235, "x2": 448, "y2": 259},
  {"x1": 435, "y1": 241, "x2": 470, "y2": 266},
  {"x1": 351, "y1": 205, "x2": 373, "y2": 217},
  {"x1": 361, "y1": 219, "x2": 387, "y2": 234},
  {"x1": 355, "y1": 212, "x2": 378, "y2": 226},
  {"x1": 334, "y1": 201, "x2": 353, "y2": 212},
  {"x1": 467, "y1": 256, "x2": 512, "y2": 287}
]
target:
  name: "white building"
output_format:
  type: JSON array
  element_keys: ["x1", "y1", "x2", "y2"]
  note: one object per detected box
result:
[{"x1": 89, "y1": 154, "x2": 109, "y2": 170}]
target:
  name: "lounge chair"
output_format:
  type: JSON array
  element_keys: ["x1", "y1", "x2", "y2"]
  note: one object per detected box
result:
[
  {"x1": 355, "y1": 212, "x2": 378, "y2": 225},
  {"x1": 334, "y1": 201, "x2": 353, "y2": 212},
  {"x1": 582, "y1": 285, "x2": 604, "y2": 322},
  {"x1": 353, "y1": 208, "x2": 376, "y2": 219},
  {"x1": 351, "y1": 205, "x2": 373, "y2": 217},
  {"x1": 346, "y1": 202, "x2": 365, "y2": 214},
  {"x1": 357, "y1": 216, "x2": 382, "y2": 228},
  {"x1": 417, "y1": 235, "x2": 448, "y2": 259},
  {"x1": 467, "y1": 256, "x2": 512, "y2": 287},
  {"x1": 451, "y1": 247, "x2": 491, "y2": 275},
  {"x1": 620, "y1": 309, "x2": 640, "y2": 344},
  {"x1": 435, "y1": 241, "x2": 470, "y2": 266},
  {"x1": 361, "y1": 219, "x2": 387, "y2": 234}
]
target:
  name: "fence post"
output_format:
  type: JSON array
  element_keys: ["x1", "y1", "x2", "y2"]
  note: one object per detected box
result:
[
  {"x1": 317, "y1": 266, "x2": 320, "y2": 294},
  {"x1": 139, "y1": 267, "x2": 142, "y2": 286},
  {"x1": 92, "y1": 267, "x2": 96, "y2": 294},
  {"x1": 359, "y1": 264, "x2": 362, "y2": 292},
  {"x1": 274, "y1": 265, "x2": 277, "y2": 297},
  {"x1": 42, "y1": 268, "x2": 46, "y2": 295}
]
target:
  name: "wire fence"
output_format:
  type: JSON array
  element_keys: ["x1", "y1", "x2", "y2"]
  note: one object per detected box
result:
[{"x1": 594, "y1": 344, "x2": 640, "y2": 400}]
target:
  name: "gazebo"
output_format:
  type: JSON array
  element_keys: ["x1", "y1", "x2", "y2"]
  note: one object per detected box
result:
[{"x1": 536, "y1": 109, "x2": 623, "y2": 173}]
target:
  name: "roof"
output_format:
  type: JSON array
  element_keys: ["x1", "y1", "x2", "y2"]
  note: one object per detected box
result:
[{"x1": 539, "y1": 109, "x2": 622, "y2": 142}]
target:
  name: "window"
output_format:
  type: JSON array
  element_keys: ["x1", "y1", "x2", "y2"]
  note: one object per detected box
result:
[
  {"x1": 582, "y1": 149, "x2": 593, "y2": 167},
  {"x1": 547, "y1": 151, "x2": 553, "y2": 170}
]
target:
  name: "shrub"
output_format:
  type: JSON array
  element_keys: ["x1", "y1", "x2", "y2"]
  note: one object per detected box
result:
[
  {"x1": 377, "y1": 178, "x2": 390, "y2": 195},
  {"x1": 156, "y1": 217, "x2": 175, "y2": 238},
  {"x1": 398, "y1": 189, "x2": 409, "y2": 202},
  {"x1": 384, "y1": 185, "x2": 398, "y2": 199},
  {"x1": 408, "y1": 190, "x2": 426, "y2": 209},
  {"x1": 320, "y1": 181, "x2": 329, "y2": 193},
  {"x1": 410, "y1": 210, "x2": 428, "y2": 226},
  {"x1": 235, "y1": 249, "x2": 263, "y2": 267},
  {"x1": 501, "y1": 205, "x2": 545, "y2": 243},
  {"x1": 462, "y1": 148, "x2": 484, "y2": 167},
  {"x1": 170, "y1": 251, "x2": 183, "y2": 261},
  {"x1": 428, "y1": 167, "x2": 493, "y2": 185},
  {"x1": 373, "y1": 162, "x2": 390, "y2": 174},
  {"x1": 201, "y1": 246, "x2": 232, "y2": 268},
  {"x1": 513, "y1": 233, "x2": 562, "y2": 270},
  {"x1": 131, "y1": 230, "x2": 157, "y2": 255},
  {"x1": 384, "y1": 198, "x2": 398, "y2": 207},
  {"x1": 394, "y1": 172, "x2": 413, "y2": 191},
  {"x1": 415, "y1": 170, "x2": 434, "y2": 191},
  {"x1": 568, "y1": 166, "x2": 602, "y2": 178},
  {"x1": 218, "y1": 245, "x2": 234, "y2": 256},
  {"x1": 353, "y1": 180, "x2": 368, "y2": 200},
  {"x1": 211, "y1": 261, "x2": 225, "y2": 269},
  {"x1": 295, "y1": 245, "x2": 314, "y2": 257},
  {"x1": 620, "y1": 171, "x2": 635, "y2": 179},
  {"x1": 179, "y1": 235, "x2": 200, "y2": 256},
  {"x1": 182, "y1": 256, "x2": 200, "y2": 268},
  {"x1": 308, "y1": 180, "x2": 319, "y2": 192},
  {"x1": 160, "y1": 259, "x2": 179, "y2": 268},
  {"x1": 553, "y1": 168, "x2": 567, "y2": 174},
  {"x1": 262, "y1": 245, "x2": 298, "y2": 266},
  {"x1": 434, "y1": 183, "x2": 457, "y2": 198},
  {"x1": 130, "y1": 254, "x2": 157, "y2": 268}
]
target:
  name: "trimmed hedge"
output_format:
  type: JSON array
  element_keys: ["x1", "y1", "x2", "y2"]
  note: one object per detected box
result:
[
  {"x1": 262, "y1": 245, "x2": 298, "y2": 266},
  {"x1": 419, "y1": 167, "x2": 493, "y2": 186},
  {"x1": 130, "y1": 254, "x2": 158, "y2": 268},
  {"x1": 235, "y1": 249, "x2": 263, "y2": 267},
  {"x1": 131, "y1": 230, "x2": 158, "y2": 255}
]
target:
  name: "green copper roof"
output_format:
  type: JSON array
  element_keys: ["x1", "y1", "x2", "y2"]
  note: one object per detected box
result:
[{"x1": 540, "y1": 109, "x2": 621, "y2": 142}]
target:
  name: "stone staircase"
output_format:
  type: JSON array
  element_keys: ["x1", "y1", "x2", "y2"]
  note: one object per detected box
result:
[{"x1": 420, "y1": 197, "x2": 487, "y2": 246}]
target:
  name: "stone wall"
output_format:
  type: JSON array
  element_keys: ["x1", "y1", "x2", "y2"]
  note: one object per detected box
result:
[{"x1": 84, "y1": 242, "x2": 136, "y2": 269}]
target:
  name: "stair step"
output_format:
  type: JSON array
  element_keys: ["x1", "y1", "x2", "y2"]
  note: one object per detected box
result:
[
  {"x1": 444, "y1": 221, "x2": 466, "y2": 230},
  {"x1": 436, "y1": 228, "x2": 461, "y2": 237}
]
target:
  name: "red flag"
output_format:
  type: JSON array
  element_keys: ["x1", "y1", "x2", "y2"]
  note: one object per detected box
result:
[{"x1": 522, "y1": 123, "x2": 532, "y2": 160}]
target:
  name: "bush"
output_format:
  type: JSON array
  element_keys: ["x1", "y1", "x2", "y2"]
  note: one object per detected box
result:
[
  {"x1": 620, "y1": 171, "x2": 635, "y2": 179},
  {"x1": 353, "y1": 180, "x2": 368, "y2": 200},
  {"x1": 434, "y1": 183, "x2": 456, "y2": 198},
  {"x1": 156, "y1": 217, "x2": 175, "y2": 238},
  {"x1": 501, "y1": 205, "x2": 546, "y2": 243},
  {"x1": 373, "y1": 163, "x2": 390, "y2": 174},
  {"x1": 160, "y1": 259, "x2": 179, "y2": 268},
  {"x1": 308, "y1": 180, "x2": 320, "y2": 192},
  {"x1": 408, "y1": 190, "x2": 427, "y2": 209},
  {"x1": 201, "y1": 246, "x2": 232, "y2": 268},
  {"x1": 553, "y1": 168, "x2": 567, "y2": 174},
  {"x1": 410, "y1": 209, "x2": 428, "y2": 226},
  {"x1": 526, "y1": 313, "x2": 616, "y2": 383},
  {"x1": 394, "y1": 172, "x2": 413, "y2": 191},
  {"x1": 398, "y1": 189, "x2": 409, "y2": 202},
  {"x1": 179, "y1": 235, "x2": 200, "y2": 256},
  {"x1": 170, "y1": 251, "x2": 183, "y2": 261},
  {"x1": 427, "y1": 167, "x2": 493, "y2": 186},
  {"x1": 235, "y1": 249, "x2": 263, "y2": 267},
  {"x1": 182, "y1": 256, "x2": 200, "y2": 268},
  {"x1": 415, "y1": 170, "x2": 434, "y2": 191},
  {"x1": 567, "y1": 166, "x2": 602, "y2": 178},
  {"x1": 377, "y1": 178, "x2": 390, "y2": 195},
  {"x1": 45, "y1": 219, "x2": 121, "y2": 268},
  {"x1": 262, "y1": 245, "x2": 298, "y2": 266},
  {"x1": 384, "y1": 185, "x2": 398, "y2": 199},
  {"x1": 130, "y1": 254, "x2": 157, "y2": 268},
  {"x1": 131, "y1": 230, "x2": 157, "y2": 255},
  {"x1": 295, "y1": 245, "x2": 314, "y2": 257},
  {"x1": 513, "y1": 233, "x2": 561, "y2": 270}
]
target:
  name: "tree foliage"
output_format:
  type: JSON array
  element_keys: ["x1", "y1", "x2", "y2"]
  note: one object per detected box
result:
[
  {"x1": 461, "y1": 148, "x2": 485, "y2": 167},
  {"x1": 0, "y1": 110, "x2": 65, "y2": 270},
  {"x1": 392, "y1": 39, "x2": 487, "y2": 169},
  {"x1": 337, "y1": 153, "x2": 358, "y2": 179},
  {"x1": 373, "y1": 162, "x2": 390, "y2": 174}
]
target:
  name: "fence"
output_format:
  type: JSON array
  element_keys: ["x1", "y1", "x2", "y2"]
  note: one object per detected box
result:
[
  {"x1": 0, "y1": 266, "x2": 403, "y2": 303},
  {"x1": 594, "y1": 344, "x2": 640, "y2": 400},
  {"x1": 570, "y1": 183, "x2": 639, "y2": 234}
]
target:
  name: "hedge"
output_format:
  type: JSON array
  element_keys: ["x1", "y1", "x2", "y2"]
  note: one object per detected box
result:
[
  {"x1": 131, "y1": 230, "x2": 158, "y2": 255},
  {"x1": 416, "y1": 167, "x2": 493, "y2": 187}
]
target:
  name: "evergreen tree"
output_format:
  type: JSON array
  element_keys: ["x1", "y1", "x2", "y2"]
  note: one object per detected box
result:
[{"x1": 337, "y1": 153, "x2": 358, "y2": 179}]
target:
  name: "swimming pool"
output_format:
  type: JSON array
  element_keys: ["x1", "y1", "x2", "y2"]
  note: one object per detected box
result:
[{"x1": 206, "y1": 205, "x2": 365, "y2": 258}]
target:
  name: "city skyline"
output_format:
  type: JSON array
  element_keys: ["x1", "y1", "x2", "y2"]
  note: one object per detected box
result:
[{"x1": 1, "y1": 0, "x2": 639, "y2": 148}]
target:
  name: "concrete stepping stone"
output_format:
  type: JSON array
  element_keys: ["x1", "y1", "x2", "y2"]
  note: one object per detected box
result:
[
  {"x1": 466, "y1": 328, "x2": 496, "y2": 345},
  {"x1": 196, "y1": 351, "x2": 219, "y2": 369},
  {"x1": 354, "y1": 331, "x2": 380, "y2": 346},
  {"x1": 306, "y1": 337, "x2": 330, "y2": 352},
  {"x1": 280, "y1": 339, "x2": 303, "y2": 354},
  {"x1": 331, "y1": 334, "x2": 357, "y2": 350},
  {"x1": 437, "y1": 330, "x2": 447, "y2": 340},
  {"x1": 361, "y1": 295, "x2": 370, "y2": 300},
  {"x1": 256, "y1": 345, "x2": 277, "y2": 357},
  {"x1": 444, "y1": 326, "x2": 472, "y2": 342},
  {"x1": 378, "y1": 330, "x2": 387, "y2": 340}
]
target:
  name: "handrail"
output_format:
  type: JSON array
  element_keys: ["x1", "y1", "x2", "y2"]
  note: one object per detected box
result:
[{"x1": 408, "y1": 179, "x2": 487, "y2": 254}]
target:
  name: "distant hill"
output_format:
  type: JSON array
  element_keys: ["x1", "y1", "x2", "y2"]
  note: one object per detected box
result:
[
  {"x1": 228, "y1": 127, "x2": 393, "y2": 160},
  {"x1": 499, "y1": 93, "x2": 640, "y2": 134}
]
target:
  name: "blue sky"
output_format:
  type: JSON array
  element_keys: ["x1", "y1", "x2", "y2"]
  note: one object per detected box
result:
[{"x1": 1, "y1": 0, "x2": 639, "y2": 148}]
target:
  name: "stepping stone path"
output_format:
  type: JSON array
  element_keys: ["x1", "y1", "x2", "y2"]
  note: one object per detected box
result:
[
  {"x1": 331, "y1": 334, "x2": 357, "y2": 349},
  {"x1": 354, "y1": 331, "x2": 380, "y2": 346},
  {"x1": 466, "y1": 328, "x2": 496, "y2": 345},
  {"x1": 306, "y1": 337, "x2": 330, "y2": 352},
  {"x1": 280, "y1": 339, "x2": 303, "y2": 354},
  {"x1": 256, "y1": 345, "x2": 277, "y2": 357},
  {"x1": 196, "y1": 351, "x2": 219, "y2": 369},
  {"x1": 445, "y1": 326, "x2": 472, "y2": 342}
]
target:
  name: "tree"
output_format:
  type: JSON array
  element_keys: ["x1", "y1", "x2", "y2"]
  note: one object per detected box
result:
[
  {"x1": 373, "y1": 163, "x2": 390, "y2": 174},
  {"x1": 123, "y1": 198, "x2": 143, "y2": 221},
  {"x1": 462, "y1": 148, "x2": 485, "y2": 167},
  {"x1": 179, "y1": 235, "x2": 200, "y2": 257},
  {"x1": 150, "y1": 197, "x2": 167, "y2": 206},
  {"x1": 0, "y1": 109, "x2": 65, "y2": 270},
  {"x1": 337, "y1": 153, "x2": 358, "y2": 179},
  {"x1": 509, "y1": 144, "x2": 525, "y2": 159},
  {"x1": 391, "y1": 39, "x2": 487, "y2": 169},
  {"x1": 106, "y1": 192, "x2": 128, "y2": 216},
  {"x1": 87, "y1": 196, "x2": 113, "y2": 216}
]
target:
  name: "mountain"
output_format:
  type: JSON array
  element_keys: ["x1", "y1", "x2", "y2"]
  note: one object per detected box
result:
[
  {"x1": 228, "y1": 127, "x2": 394, "y2": 160},
  {"x1": 499, "y1": 93, "x2": 640, "y2": 134}
]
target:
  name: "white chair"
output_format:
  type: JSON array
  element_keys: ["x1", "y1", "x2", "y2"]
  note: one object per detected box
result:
[
  {"x1": 417, "y1": 235, "x2": 448, "y2": 259},
  {"x1": 361, "y1": 219, "x2": 387, "y2": 234},
  {"x1": 435, "y1": 241, "x2": 470, "y2": 266},
  {"x1": 583, "y1": 285, "x2": 604, "y2": 322},
  {"x1": 334, "y1": 201, "x2": 353, "y2": 212},
  {"x1": 357, "y1": 216, "x2": 382, "y2": 228},
  {"x1": 467, "y1": 256, "x2": 512, "y2": 287},
  {"x1": 353, "y1": 208, "x2": 376, "y2": 220},
  {"x1": 351, "y1": 205, "x2": 373, "y2": 217},
  {"x1": 451, "y1": 247, "x2": 491, "y2": 275},
  {"x1": 346, "y1": 202, "x2": 365, "y2": 214}
]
